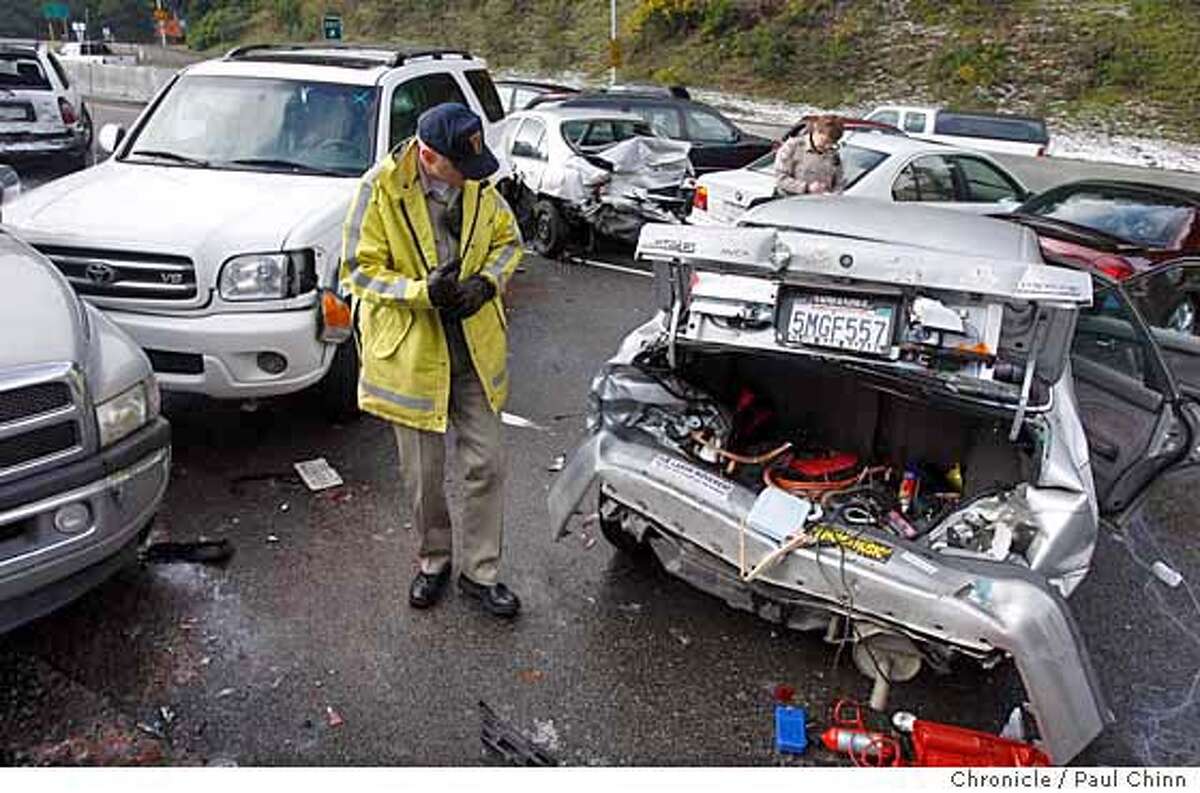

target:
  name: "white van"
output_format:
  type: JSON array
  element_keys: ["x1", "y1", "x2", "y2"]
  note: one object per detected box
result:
[{"x1": 866, "y1": 105, "x2": 1050, "y2": 158}]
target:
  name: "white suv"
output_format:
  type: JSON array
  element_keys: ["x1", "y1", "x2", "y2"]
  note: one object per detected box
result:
[{"x1": 4, "y1": 44, "x2": 506, "y2": 415}]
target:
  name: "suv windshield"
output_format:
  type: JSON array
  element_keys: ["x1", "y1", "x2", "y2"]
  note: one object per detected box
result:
[
  {"x1": 0, "y1": 54, "x2": 51, "y2": 90},
  {"x1": 748, "y1": 141, "x2": 889, "y2": 189},
  {"x1": 1023, "y1": 187, "x2": 1195, "y2": 249},
  {"x1": 125, "y1": 75, "x2": 378, "y2": 176}
]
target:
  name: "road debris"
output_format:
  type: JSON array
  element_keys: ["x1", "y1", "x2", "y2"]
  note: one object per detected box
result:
[
  {"x1": 294, "y1": 457, "x2": 345, "y2": 491},
  {"x1": 325, "y1": 706, "x2": 345, "y2": 728},
  {"x1": 775, "y1": 705, "x2": 808, "y2": 755},
  {"x1": 501, "y1": 412, "x2": 547, "y2": 431},
  {"x1": 215, "y1": 688, "x2": 236, "y2": 699},
  {"x1": 616, "y1": 602, "x2": 643, "y2": 614},
  {"x1": 517, "y1": 668, "x2": 544, "y2": 684},
  {"x1": 279, "y1": 503, "x2": 290, "y2": 513},
  {"x1": 669, "y1": 627, "x2": 692, "y2": 647},
  {"x1": 266, "y1": 535, "x2": 280, "y2": 544},
  {"x1": 1152, "y1": 560, "x2": 1184, "y2": 588},
  {"x1": 141, "y1": 539, "x2": 234, "y2": 565},
  {"x1": 479, "y1": 701, "x2": 558, "y2": 766},
  {"x1": 548, "y1": 454, "x2": 566, "y2": 472}
]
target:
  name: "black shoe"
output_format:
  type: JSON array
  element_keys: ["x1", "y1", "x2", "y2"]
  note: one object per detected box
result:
[
  {"x1": 409, "y1": 567, "x2": 451, "y2": 609},
  {"x1": 458, "y1": 575, "x2": 521, "y2": 618}
]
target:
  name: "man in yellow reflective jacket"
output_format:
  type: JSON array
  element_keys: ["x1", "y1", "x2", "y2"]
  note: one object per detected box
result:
[{"x1": 340, "y1": 104, "x2": 523, "y2": 617}]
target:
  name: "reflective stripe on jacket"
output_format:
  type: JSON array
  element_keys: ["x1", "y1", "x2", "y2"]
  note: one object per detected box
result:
[{"x1": 339, "y1": 139, "x2": 523, "y2": 432}]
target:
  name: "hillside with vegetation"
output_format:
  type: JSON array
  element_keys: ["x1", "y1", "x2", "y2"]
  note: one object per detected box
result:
[{"x1": 3, "y1": 0, "x2": 1198, "y2": 141}]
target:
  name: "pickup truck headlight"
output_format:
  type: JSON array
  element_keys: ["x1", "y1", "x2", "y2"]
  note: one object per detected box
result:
[
  {"x1": 219, "y1": 251, "x2": 316, "y2": 301},
  {"x1": 96, "y1": 378, "x2": 160, "y2": 448}
]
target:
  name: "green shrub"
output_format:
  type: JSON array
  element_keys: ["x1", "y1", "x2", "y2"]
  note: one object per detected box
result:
[{"x1": 931, "y1": 40, "x2": 1011, "y2": 88}]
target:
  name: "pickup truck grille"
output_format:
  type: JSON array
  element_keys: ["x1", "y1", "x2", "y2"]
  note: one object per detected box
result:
[
  {"x1": 36, "y1": 246, "x2": 197, "y2": 301},
  {"x1": 0, "y1": 364, "x2": 89, "y2": 484}
]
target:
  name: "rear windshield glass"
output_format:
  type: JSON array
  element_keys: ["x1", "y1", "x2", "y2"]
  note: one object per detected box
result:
[
  {"x1": 465, "y1": 69, "x2": 505, "y2": 123},
  {"x1": 0, "y1": 54, "x2": 51, "y2": 90},
  {"x1": 933, "y1": 112, "x2": 1048, "y2": 144},
  {"x1": 1025, "y1": 188, "x2": 1196, "y2": 249},
  {"x1": 748, "y1": 141, "x2": 889, "y2": 190},
  {"x1": 561, "y1": 118, "x2": 653, "y2": 150}
]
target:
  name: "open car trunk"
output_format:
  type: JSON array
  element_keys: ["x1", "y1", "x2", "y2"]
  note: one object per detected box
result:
[{"x1": 549, "y1": 222, "x2": 1113, "y2": 764}]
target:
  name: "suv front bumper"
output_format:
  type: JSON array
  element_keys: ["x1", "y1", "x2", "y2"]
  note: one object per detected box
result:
[
  {"x1": 107, "y1": 307, "x2": 333, "y2": 399},
  {"x1": 0, "y1": 417, "x2": 170, "y2": 633}
]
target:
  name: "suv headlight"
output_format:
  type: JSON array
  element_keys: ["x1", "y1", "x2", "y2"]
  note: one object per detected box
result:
[
  {"x1": 96, "y1": 378, "x2": 160, "y2": 448},
  {"x1": 219, "y1": 251, "x2": 316, "y2": 301}
]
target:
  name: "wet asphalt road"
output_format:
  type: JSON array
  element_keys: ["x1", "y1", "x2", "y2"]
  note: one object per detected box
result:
[
  {"x1": 0, "y1": 255, "x2": 1197, "y2": 766},
  {"x1": 2, "y1": 104, "x2": 1200, "y2": 768}
]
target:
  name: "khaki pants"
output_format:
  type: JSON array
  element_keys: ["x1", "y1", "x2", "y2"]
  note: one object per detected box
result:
[{"x1": 392, "y1": 364, "x2": 506, "y2": 585}]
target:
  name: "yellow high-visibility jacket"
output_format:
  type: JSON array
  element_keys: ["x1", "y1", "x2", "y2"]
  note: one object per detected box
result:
[{"x1": 339, "y1": 139, "x2": 522, "y2": 432}]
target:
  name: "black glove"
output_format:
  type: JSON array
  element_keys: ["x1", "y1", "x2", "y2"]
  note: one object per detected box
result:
[
  {"x1": 426, "y1": 258, "x2": 463, "y2": 310},
  {"x1": 442, "y1": 274, "x2": 496, "y2": 321}
]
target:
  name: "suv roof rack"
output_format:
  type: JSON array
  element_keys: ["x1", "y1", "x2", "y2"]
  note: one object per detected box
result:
[{"x1": 223, "y1": 43, "x2": 474, "y2": 70}]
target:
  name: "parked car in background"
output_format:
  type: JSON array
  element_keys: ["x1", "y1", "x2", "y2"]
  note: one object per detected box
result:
[
  {"x1": 0, "y1": 212, "x2": 170, "y2": 634},
  {"x1": 690, "y1": 129, "x2": 1030, "y2": 225},
  {"x1": 497, "y1": 106, "x2": 693, "y2": 256},
  {"x1": 550, "y1": 199, "x2": 1200, "y2": 765},
  {"x1": 865, "y1": 105, "x2": 1050, "y2": 158},
  {"x1": 494, "y1": 78, "x2": 577, "y2": 114},
  {"x1": 1001, "y1": 179, "x2": 1200, "y2": 333},
  {"x1": 2, "y1": 44, "x2": 507, "y2": 418},
  {"x1": 58, "y1": 40, "x2": 137, "y2": 65},
  {"x1": 0, "y1": 43, "x2": 92, "y2": 171},
  {"x1": 545, "y1": 89, "x2": 772, "y2": 174}
]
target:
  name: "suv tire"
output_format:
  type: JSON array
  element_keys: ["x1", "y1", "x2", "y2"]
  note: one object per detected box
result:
[
  {"x1": 532, "y1": 199, "x2": 567, "y2": 258},
  {"x1": 317, "y1": 341, "x2": 360, "y2": 421}
]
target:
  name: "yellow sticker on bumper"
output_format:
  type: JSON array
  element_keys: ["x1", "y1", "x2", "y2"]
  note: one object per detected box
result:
[{"x1": 811, "y1": 525, "x2": 894, "y2": 563}]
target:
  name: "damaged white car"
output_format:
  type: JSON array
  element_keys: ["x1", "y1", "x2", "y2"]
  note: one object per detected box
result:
[
  {"x1": 498, "y1": 106, "x2": 694, "y2": 256},
  {"x1": 549, "y1": 197, "x2": 1200, "y2": 764}
]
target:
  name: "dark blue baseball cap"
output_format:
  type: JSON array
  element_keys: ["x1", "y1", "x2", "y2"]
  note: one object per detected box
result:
[{"x1": 416, "y1": 103, "x2": 499, "y2": 181}]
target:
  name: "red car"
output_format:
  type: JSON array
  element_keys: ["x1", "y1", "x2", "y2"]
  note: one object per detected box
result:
[{"x1": 1002, "y1": 179, "x2": 1200, "y2": 332}]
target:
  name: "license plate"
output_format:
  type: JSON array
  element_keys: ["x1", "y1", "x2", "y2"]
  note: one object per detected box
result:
[
  {"x1": 783, "y1": 294, "x2": 894, "y2": 355},
  {"x1": 0, "y1": 105, "x2": 30, "y2": 122}
]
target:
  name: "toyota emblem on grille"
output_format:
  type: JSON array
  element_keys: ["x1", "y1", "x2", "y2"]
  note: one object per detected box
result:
[{"x1": 84, "y1": 262, "x2": 117, "y2": 285}]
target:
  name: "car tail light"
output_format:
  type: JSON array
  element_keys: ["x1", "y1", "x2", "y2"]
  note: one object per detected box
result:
[
  {"x1": 693, "y1": 184, "x2": 708, "y2": 212},
  {"x1": 58, "y1": 98, "x2": 78, "y2": 125},
  {"x1": 1095, "y1": 255, "x2": 1136, "y2": 281}
]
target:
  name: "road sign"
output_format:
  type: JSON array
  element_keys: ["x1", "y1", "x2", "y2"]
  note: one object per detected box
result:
[
  {"x1": 41, "y1": 2, "x2": 69, "y2": 20},
  {"x1": 322, "y1": 14, "x2": 342, "y2": 41}
]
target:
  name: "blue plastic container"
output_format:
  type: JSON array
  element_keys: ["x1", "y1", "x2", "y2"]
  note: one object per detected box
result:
[{"x1": 774, "y1": 705, "x2": 808, "y2": 755}]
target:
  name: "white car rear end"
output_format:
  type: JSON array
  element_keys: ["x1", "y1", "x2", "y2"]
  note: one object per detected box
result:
[{"x1": 0, "y1": 44, "x2": 90, "y2": 169}]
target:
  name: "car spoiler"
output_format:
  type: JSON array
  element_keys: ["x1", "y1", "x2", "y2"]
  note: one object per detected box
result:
[{"x1": 636, "y1": 223, "x2": 1092, "y2": 305}]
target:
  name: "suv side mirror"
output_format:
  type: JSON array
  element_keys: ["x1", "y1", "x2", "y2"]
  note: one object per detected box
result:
[{"x1": 98, "y1": 123, "x2": 126, "y2": 154}]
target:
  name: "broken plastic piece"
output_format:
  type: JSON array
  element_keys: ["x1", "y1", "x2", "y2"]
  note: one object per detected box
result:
[
  {"x1": 501, "y1": 412, "x2": 547, "y2": 431},
  {"x1": 893, "y1": 711, "x2": 1050, "y2": 766},
  {"x1": 548, "y1": 454, "x2": 566, "y2": 472},
  {"x1": 479, "y1": 701, "x2": 558, "y2": 766},
  {"x1": 325, "y1": 706, "x2": 344, "y2": 728},
  {"x1": 141, "y1": 540, "x2": 234, "y2": 565},
  {"x1": 1151, "y1": 560, "x2": 1184, "y2": 588}
]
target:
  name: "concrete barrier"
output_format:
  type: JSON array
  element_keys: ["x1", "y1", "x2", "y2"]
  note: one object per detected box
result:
[{"x1": 62, "y1": 61, "x2": 181, "y2": 104}]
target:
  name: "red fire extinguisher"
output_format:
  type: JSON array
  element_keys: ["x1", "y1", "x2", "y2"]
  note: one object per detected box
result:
[
  {"x1": 821, "y1": 700, "x2": 904, "y2": 767},
  {"x1": 892, "y1": 712, "x2": 1051, "y2": 767}
]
